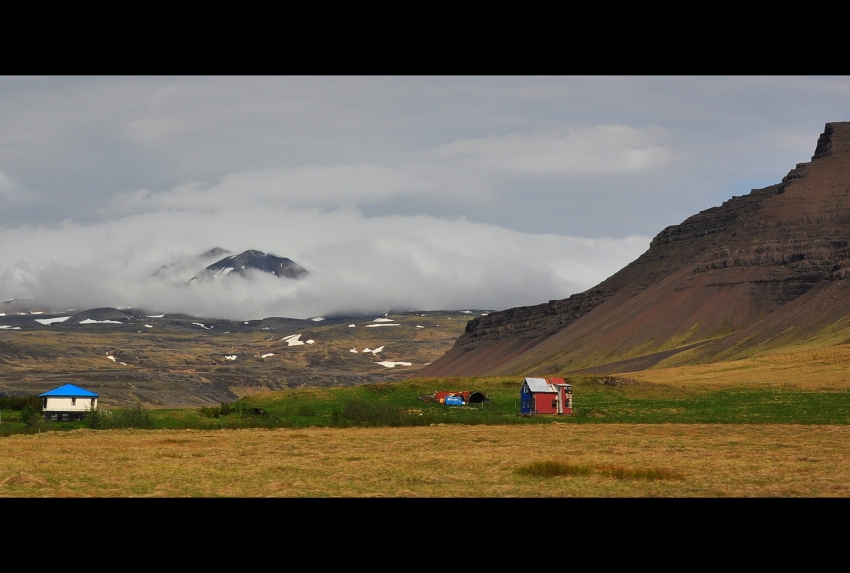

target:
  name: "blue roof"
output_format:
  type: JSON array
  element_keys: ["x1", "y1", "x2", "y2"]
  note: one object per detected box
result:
[{"x1": 39, "y1": 384, "x2": 99, "y2": 398}]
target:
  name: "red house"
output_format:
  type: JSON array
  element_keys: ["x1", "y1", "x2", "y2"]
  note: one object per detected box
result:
[{"x1": 520, "y1": 377, "x2": 573, "y2": 415}]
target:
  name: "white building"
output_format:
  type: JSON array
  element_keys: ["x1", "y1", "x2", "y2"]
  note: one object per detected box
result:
[{"x1": 39, "y1": 384, "x2": 99, "y2": 421}]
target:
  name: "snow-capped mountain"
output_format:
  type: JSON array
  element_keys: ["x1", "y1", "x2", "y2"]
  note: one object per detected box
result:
[{"x1": 188, "y1": 250, "x2": 308, "y2": 283}]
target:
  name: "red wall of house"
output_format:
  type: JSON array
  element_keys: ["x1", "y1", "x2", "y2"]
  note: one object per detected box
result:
[{"x1": 533, "y1": 392, "x2": 558, "y2": 414}]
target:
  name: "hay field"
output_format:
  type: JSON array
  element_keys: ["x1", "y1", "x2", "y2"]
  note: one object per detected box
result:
[{"x1": 3, "y1": 424, "x2": 850, "y2": 497}]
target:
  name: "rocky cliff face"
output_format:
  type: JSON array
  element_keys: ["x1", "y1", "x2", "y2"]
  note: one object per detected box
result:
[{"x1": 425, "y1": 122, "x2": 850, "y2": 376}]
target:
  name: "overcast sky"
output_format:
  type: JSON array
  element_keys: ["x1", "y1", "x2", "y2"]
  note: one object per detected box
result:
[{"x1": 1, "y1": 76, "x2": 847, "y2": 319}]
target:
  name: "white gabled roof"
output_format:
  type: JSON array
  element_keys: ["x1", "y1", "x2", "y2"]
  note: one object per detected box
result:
[{"x1": 524, "y1": 377, "x2": 554, "y2": 393}]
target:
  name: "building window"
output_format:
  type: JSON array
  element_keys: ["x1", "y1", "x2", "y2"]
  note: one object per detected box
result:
[{"x1": 72, "y1": 398, "x2": 76, "y2": 406}]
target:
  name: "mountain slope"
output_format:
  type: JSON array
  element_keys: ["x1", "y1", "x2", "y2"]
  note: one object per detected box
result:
[
  {"x1": 422, "y1": 121, "x2": 850, "y2": 377},
  {"x1": 188, "y1": 250, "x2": 308, "y2": 282}
]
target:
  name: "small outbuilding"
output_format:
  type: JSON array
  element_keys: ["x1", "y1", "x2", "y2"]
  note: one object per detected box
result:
[
  {"x1": 39, "y1": 384, "x2": 99, "y2": 422},
  {"x1": 520, "y1": 377, "x2": 572, "y2": 415}
]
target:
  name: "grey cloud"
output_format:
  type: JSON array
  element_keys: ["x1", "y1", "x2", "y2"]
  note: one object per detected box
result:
[
  {"x1": 0, "y1": 170, "x2": 33, "y2": 207},
  {"x1": 103, "y1": 164, "x2": 436, "y2": 215},
  {"x1": 428, "y1": 125, "x2": 674, "y2": 176},
  {"x1": 2, "y1": 77, "x2": 848, "y2": 238}
]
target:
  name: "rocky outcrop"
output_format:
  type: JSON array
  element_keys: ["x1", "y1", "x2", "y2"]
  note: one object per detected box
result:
[{"x1": 455, "y1": 290, "x2": 611, "y2": 350}]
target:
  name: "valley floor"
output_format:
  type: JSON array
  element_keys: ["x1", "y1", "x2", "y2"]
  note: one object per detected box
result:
[{"x1": 3, "y1": 424, "x2": 850, "y2": 497}]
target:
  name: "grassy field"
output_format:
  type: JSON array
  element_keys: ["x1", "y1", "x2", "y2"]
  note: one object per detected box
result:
[
  {"x1": 5, "y1": 344, "x2": 850, "y2": 496},
  {"x1": 5, "y1": 372, "x2": 850, "y2": 435},
  {"x1": 622, "y1": 343, "x2": 850, "y2": 390},
  {"x1": 3, "y1": 424, "x2": 850, "y2": 496},
  {"x1": 165, "y1": 374, "x2": 850, "y2": 427}
]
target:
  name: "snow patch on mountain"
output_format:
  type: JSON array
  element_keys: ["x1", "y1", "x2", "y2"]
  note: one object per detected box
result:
[
  {"x1": 282, "y1": 334, "x2": 305, "y2": 346},
  {"x1": 35, "y1": 316, "x2": 71, "y2": 325},
  {"x1": 375, "y1": 361, "x2": 412, "y2": 368}
]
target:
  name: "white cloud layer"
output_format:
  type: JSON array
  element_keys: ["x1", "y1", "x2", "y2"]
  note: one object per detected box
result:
[
  {"x1": 105, "y1": 164, "x2": 438, "y2": 214},
  {"x1": 0, "y1": 202, "x2": 649, "y2": 320},
  {"x1": 428, "y1": 125, "x2": 674, "y2": 176}
]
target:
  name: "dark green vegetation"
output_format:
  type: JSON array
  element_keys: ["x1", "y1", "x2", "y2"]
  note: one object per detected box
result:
[
  {"x1": 4, "y1": 375, "x2": 850, "y2": 436},
  {"x1": 0, "y1": 395, "x2": 50, "y2": 436},
  {"x1": 0, "y1": 395, "x2": 41, "y2": 411},
  {"x1": 85, "y1": 403, "x2": 154, "y2": 430},
  {"x1": 568, "y1": 388, "x2": 850, "y2": 424},
  {"x1": 514, "y1": 460, "x2": 684, "y2": 481}
]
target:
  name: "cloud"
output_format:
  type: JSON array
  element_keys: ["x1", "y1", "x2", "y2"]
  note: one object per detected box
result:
[
  {"x1": 103, "y1": 164, "x2": 443, "y2": 215},
  {"x1": 0, "y1": 170, "x2": 33, "y2": 207},
  {"x1": 100, "y1": 124, "x2": 674, "y2": 218},
  {"x1": 428, "y1": 125, "x2": 674, "y2": 177},
  {"x1": 0, "y1": 205, "x2": 649, "y2": 320},
  {"x1": 3, "y1": 77, "x2": 850, "y2": 240}
]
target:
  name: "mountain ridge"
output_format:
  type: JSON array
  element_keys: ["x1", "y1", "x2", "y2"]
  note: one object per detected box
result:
[{"x1": 422, "y1": 121, "x2": 850, "y2": 377}]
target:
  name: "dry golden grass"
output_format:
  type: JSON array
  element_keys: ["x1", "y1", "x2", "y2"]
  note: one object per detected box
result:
[
  {"x1": 624, "y1": 344, "x2": 850, "y2": 390},
  {"x1": 3, "y1": 424, "x2": 850, "y2": 496}
]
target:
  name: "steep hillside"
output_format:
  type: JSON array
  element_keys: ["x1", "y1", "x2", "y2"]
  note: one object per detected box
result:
[{"x1": 422, "y1": 122, "x2": 850, "y2": 376}]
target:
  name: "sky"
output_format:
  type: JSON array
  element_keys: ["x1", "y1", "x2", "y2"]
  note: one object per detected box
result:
[{"x1": 1, "y1": 76, "x2": 848, "y2": 319}]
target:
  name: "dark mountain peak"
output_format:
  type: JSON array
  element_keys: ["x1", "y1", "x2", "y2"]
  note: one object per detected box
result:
[{"x1": 188, "y1": 250, "x2": 308, "y2": 283}]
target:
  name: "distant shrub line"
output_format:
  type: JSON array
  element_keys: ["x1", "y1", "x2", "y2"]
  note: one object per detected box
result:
[
  {"x1": 0, "y1": 396, "x2": 41, "y2": 411},
  {"x1": 169, "y1": 398, "x2": 519, "y2": 430},
  {"x1": 86, "y1": 403, "x2": 154, "y2": 429},
  {"x1": 328, "y1": 398, "x2": 518, "y2": 428}
]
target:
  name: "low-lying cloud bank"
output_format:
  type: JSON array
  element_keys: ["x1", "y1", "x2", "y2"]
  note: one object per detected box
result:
[
  {"x1": 0, "y1": 205, "x2": 649, "y2": 320},
  {"x1": 0, "y1": 121, "x2": 660, "y2": 319}
]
